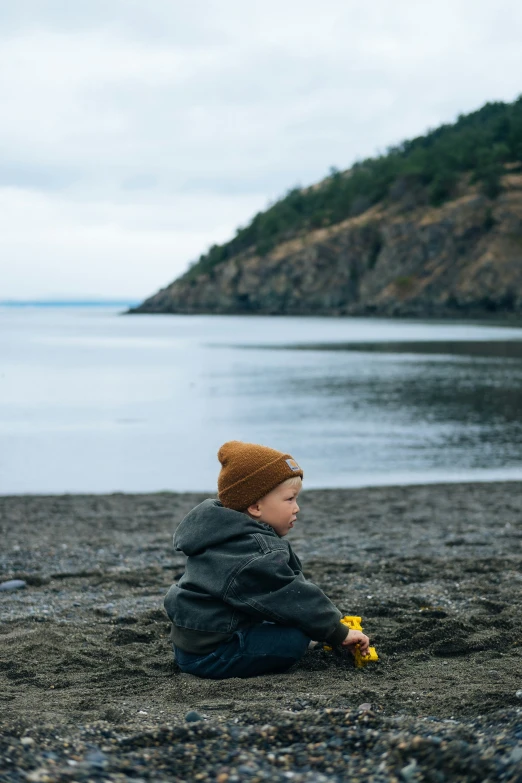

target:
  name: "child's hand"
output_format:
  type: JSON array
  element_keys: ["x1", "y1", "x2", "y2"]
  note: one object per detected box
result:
[{"x1": 341, "y1": 629, "x2": 370, "y2": 657}]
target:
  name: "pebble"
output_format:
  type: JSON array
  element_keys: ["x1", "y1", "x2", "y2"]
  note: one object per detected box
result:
[
  {"x1": 400, "y1": 758, "x2": 418, "y2": 781},
  {"x1": 515, "y1": 690, "x2": 522, "y2": 700},
  {"x1": 26, "y1": 769, "x2": 53, "y2": 783},
  {"x1": 358, "y1": 703, "x2": 372, "y2": 711},
  {"x1": 510, "y1": 746, "x2": 522, "y2": 764},
  {"x1": 237, "y1": 764, "x2": 256, "y2": 776},
  {"x1": 185, "y1": 710, "x2": 202, "y2": 722},
  {"x1": 0, "y1": 579, "x2": 27, "y2": 592},
  {"x1": 85, "y1": 749, "x2": 108, "y2": 769}
]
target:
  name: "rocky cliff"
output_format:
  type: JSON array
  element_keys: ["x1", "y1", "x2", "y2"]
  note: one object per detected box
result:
[{"x1": 131, "y1": 172, "x2": 522, "y2": 318}]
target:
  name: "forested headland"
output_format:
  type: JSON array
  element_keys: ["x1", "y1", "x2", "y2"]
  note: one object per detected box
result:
[{"x1": 131, "y1": 98, "x2": 522, "y2": 318}]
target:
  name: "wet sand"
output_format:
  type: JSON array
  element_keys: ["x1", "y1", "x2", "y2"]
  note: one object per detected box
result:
[{"x1": 1, "y1": 482, "x2": 521, "y2": 781}]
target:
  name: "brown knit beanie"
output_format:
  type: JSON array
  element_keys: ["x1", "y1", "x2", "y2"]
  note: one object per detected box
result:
[{"x1": 217, "y1": 441, "x2": 303, "y2": 511}]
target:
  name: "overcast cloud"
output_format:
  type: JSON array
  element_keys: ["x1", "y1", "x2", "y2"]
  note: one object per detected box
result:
[{"x1": 2, "y1": 0, "x2": 522, "y2": 299}]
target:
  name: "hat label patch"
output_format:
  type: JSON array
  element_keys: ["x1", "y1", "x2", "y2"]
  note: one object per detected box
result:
[{"x1": 286, "y1": 458, "x2": 300, "y2": 471}]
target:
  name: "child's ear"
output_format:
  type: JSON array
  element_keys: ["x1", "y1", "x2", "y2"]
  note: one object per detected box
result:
[{"x1": 247, "y1": 502, "x2": 262, "y2": 518}]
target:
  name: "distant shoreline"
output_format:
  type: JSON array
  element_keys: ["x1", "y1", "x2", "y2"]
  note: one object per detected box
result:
[
  {"x1": 126, "y1": 307, "x2": 522, "y2": 326},
  {"x1": 0, "y1": 300, "x2": 140, "y2": 308},
  {"x1": 3, "y1": 302, "x2": 522, "y2": 326}
]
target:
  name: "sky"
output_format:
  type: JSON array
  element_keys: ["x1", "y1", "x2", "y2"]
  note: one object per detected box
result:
[{"x1": 2, "y1": 1, "x2": 522, "y2": 301}]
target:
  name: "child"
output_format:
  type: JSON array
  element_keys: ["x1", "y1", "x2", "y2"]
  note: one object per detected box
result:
[{"x1": 164, "y1": 440, "x2": 369, "y2": 679}]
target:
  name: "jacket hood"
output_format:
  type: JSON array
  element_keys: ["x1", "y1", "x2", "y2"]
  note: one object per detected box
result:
[{"x1": 174, "y1": 498, "x2": 276, "y2": 555}]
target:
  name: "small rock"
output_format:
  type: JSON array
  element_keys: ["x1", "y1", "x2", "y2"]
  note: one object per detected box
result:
[
  {"x1": 85, "y1": 749, "x2": 108, "y2": 769},
  {"x1": 237, "y1": 765, "x2": 256, "y2": 776},
  {"x1": 185, "y1": 710, "x2": 202, "y2": 722},
  {"x1": 26, "y1": 769, "x2": 51, "y2": 783},
  {"x1": 21, "y1": 737, "x2": 35, "y2": 746},
  {"x1": 358, "y1": 703, "x2": 372, "y2": 711},
  {"x1": 0, "y1": 579, "x2": 27, "y2": 592},
  {"x1": 400, "y1": 758, "x2": 418, "y2": 781},
  {"x1": 515, "y1": 690, "x2": 522, "y2": 700},
  {"x1": 510, "y1": 746, "x2": 522, "y2": 764}
]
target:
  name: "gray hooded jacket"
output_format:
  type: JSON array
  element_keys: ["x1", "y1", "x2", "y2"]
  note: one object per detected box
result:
[{"x1": 164, "y1": 499, "x2": 348, "y2": 654}]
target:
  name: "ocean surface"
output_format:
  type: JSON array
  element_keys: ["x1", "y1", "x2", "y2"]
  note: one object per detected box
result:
[{"x1": 1, "y1": 306, "x2": 522, "y2": 494}]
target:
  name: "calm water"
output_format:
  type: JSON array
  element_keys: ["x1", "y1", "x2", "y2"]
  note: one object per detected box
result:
[{"x1": 1, "y1": 306, "x2": 522, "y2": 494}]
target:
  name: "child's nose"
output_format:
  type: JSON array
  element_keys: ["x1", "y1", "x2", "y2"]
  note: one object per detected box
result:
[{"x1": 294, "y1": 502, "x2": 300, "y2": 513}]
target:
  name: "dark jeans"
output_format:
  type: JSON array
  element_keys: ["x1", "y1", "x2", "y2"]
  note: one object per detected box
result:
[{"x1": 174, "y1": 623, "x2": 311, "y2": 679}]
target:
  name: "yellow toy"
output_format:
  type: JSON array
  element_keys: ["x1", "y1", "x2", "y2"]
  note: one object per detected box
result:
[{"x1": 324, "y1": 616, "x2": 379, "y2": 667}]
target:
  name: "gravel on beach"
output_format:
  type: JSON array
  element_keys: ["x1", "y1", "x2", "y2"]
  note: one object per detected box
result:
[{"x1": 1, "y1": 482, "x2": 521, "y2": 782}]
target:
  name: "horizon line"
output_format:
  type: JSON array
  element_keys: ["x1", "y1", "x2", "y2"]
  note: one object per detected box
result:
[{"x1": 0, "y1": 299, "x2": 141, "y2": 306}]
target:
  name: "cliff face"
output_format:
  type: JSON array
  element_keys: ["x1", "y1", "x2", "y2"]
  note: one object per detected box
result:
[{"x1": 132, "y1": 175, "x2": 522, "y2": 317}]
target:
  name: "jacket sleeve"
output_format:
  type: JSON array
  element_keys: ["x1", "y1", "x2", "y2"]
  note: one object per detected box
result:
[{"x1": 224, "y1": 548, "x2": 348, "y2": 645}]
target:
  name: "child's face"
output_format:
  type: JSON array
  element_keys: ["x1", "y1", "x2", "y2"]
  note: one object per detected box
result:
[{"x1": 248, "y1": 481, "x2": 301, "y2": 537}]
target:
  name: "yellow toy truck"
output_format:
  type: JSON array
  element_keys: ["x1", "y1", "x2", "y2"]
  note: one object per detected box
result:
[{"x1": 325, "y1": 615, "x2": 379, "y2": 667}]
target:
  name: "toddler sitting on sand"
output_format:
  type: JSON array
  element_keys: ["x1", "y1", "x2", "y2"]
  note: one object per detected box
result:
[{"x1": 164, "y1": 441, "x2": 369, "y2": 679}]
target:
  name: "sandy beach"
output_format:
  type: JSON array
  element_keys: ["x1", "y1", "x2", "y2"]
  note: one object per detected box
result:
[{"x1": 1, "y1": 482, "x2": 521, "y2": 781}]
